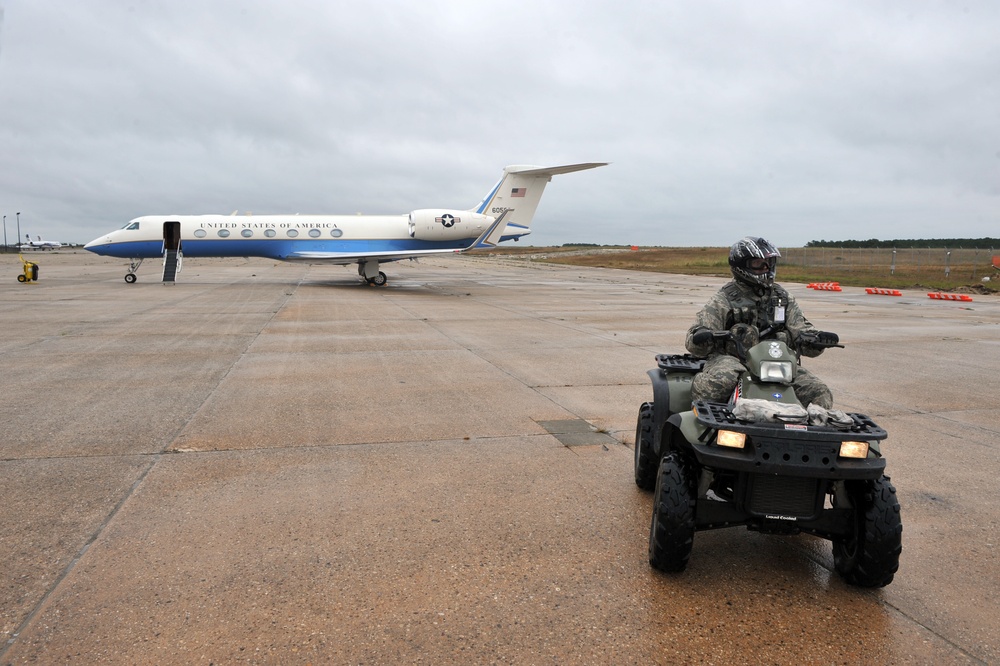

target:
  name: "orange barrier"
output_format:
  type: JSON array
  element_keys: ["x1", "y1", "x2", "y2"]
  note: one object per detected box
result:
[
  {"x1": 928, "y1": 292, "x2": 973, "y2": 302},
  {"x1": 808, "y1": 282, "x2": 841, "y2": 291},
  {"x1": 865, "y1": 288, "x2": 902, "y2": 296}
]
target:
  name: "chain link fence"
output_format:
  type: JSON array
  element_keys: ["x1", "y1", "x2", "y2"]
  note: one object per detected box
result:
[{"x1": 779, "y1": 247, "x2": 999, "y2": 281}]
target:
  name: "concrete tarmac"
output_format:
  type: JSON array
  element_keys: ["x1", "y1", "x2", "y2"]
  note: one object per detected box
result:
[{"x1": 1, "y1": 251, "x2": 997, "y2": 664}]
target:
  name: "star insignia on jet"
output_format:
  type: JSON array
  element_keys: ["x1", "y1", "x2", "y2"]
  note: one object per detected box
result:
[{"x1": 436, "y1": 214, "x2": 459, "y2": 228}]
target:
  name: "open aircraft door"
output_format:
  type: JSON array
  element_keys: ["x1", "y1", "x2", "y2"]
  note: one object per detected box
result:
[
  {"x1": 162, "y1": 221, "x2": 182, "y2": 283},
  {"x1": 163, "y1": 221, "x2": 181, "y2": 252}
]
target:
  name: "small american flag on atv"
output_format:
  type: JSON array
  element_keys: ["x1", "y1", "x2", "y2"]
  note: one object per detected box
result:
[{"x1": 511, "y1": 188, "x2": 527, "y2": 197}]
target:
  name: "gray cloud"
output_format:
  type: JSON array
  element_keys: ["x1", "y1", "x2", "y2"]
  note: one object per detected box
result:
[{"x1": 1, "y1": 0, "x2": 998, "y2": 247}]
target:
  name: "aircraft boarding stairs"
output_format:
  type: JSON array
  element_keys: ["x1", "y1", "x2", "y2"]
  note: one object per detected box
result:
[{"x1": 162, "y1": 247, "x2": 181, "y2": 283}]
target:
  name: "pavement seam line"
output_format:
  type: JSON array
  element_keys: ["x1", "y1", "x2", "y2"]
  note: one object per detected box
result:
[
  {"x1": 387, "y1": 295, "x2": 591, "y2": 424},
  {"x1": 794, "y1": 532, "x2": 988, "y2": 664},
  {"x1": 1, "y1": 457, "x2": 159, "y2": 658},
  {"x1": 386, "y1": 292, "x2": 633, "y2": 450},
  {"x1": 2, "y1": 275, "x2": 304, "y2": 658},
  {"x1": 157, "y1": 276, "x2": 304, "y2": 455},
  {"x1": 881, "y1": 601, "x2": 989, "y2": 665}
]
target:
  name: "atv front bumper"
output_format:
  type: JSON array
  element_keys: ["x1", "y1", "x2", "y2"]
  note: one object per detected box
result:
[{"x1": 687, "y1": 401, "x2": 888, "y2": 481}]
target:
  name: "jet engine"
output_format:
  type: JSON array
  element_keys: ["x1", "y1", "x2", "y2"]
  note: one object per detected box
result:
[{"x1": 408, "y1": 209, "x2": 491, "y2": 241}]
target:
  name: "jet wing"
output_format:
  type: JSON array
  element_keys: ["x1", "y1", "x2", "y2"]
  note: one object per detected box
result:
[{"x1": 286, "y1": 210, "x2": 510, "y2": 263}]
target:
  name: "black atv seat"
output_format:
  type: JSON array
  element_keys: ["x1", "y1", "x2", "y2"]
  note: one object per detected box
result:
[{"x1": 655, "y1": 354, "x2": 706, "y2": 374}]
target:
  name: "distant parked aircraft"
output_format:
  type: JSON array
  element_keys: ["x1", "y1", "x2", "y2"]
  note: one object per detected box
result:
[
  {"x1": 84, "y1": 163, "x2": 606, "y2": 285},
  {"x1": 19, "y1": 235, "x2": 63, "y2": 251}
]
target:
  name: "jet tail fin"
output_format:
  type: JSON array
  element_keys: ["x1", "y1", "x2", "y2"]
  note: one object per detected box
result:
[{"x1": 472, "y1": 163, "x2": 607, "y2": 240}]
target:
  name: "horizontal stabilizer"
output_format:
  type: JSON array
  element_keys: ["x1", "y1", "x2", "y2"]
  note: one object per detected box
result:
[{"x1": 506, "y1": 162, "x2": 609, "y2": 177}]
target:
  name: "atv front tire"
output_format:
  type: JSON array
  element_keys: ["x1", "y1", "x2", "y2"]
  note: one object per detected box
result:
[
  {"x1": 648, "y1": 453, "x2": 695, "y2": 572},
  {"x1": 833, "y1": 475, "x2": 902, "y2": 587},
  {"x1": 634, "y1": 402, "x2": 657, "y2": 490}
]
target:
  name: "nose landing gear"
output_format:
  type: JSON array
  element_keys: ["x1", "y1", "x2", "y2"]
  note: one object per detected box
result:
[{"x1": 124, "y1": 258, "x2": 143, "y2": 283}]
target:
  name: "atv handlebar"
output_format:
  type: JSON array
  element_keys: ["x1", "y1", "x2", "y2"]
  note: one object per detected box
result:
[
  {"x1": 691, "y1": 329, "x2": 718, "y2": 346},
  {"x1": 691, "y1": 327, "x2": 843, "y2": 361}
]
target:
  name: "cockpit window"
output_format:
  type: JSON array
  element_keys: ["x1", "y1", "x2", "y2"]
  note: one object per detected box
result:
[{"x1": 123, "y1": 222, "x2": 140, "y2": 231}]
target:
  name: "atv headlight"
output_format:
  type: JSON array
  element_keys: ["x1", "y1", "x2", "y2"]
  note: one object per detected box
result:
[
  {"x1": 759, "y1": 361, "x2": 793, "y2": 383},
  {"x1": 839, "y1": 441, "x2": 869, "y2": 459},
  {"x1": 716, "y1": 430, "x2": 746, "y2": 449}
]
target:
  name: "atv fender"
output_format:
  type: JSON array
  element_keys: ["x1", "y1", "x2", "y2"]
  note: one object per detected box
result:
[
  {"x1": 647, "y1": 368, "x2": 697, "y2": 454},
  {"x1": 647, "y1": 369, "x2": 671, "y2": 452},
  {"x1": 667, "y1": 410, "x2": 708, "y2": 448}
]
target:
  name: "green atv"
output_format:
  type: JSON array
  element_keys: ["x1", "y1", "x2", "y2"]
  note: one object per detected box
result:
[{"x1": 634, "y1": 327, "x2": 902, "y2": 587}]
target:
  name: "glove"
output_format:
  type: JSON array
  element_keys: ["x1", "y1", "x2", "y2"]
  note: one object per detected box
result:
[
  {"x1": 728, "y1": 323, "x2": 759, "y2": 354},
  {"x1": 815, "y1": 331, "x2": 839, "y2": 346},
  {"x1": 691, "y1": 328, "x2": 715, "y2": 346}
]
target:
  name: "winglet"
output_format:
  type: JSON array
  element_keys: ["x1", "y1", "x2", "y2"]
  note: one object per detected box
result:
[{"x1": 458, "y1": 209, "x2": 510, "y2": 252}]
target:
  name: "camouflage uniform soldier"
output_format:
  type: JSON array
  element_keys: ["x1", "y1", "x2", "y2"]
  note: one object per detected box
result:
[{"x1": 685, "y1": 237, "x2": 836, "y2": 409}]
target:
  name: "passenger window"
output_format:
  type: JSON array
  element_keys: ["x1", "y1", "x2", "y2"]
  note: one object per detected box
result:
[
  {"x1": 194, "y1": 229, "x2": 207, "y2": 238},
  {"x1": 287, "y1": 229, "x2": 299, "y2": 237},
  {"x1": 331, "y1": 228, "x2": 343, "y2": 238},
  {"x1": 241, "y1": 229, "x2": 253, "y2": 238},
  {"x1": 308, "y1": 229, "x2": 321, "y2": 238},
  {"x1": 264, "y1": 229, "x2": 276, "y2": 238},
  {"x1": 218, "y1": 229, "x2": 230, "y2": 238}
]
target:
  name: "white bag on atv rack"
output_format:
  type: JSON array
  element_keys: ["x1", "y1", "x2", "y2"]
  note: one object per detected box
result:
[
  {"x1": 806, "y1": 403, "x2": 855, "y2": 429},
  {"x1": 731, "y1": 399, "x2": 808, "y2": 424}
]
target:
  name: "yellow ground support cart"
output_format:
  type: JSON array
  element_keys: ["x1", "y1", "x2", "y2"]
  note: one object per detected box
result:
[{"x1": 17, "y1": 254, "x2": 39, "y2": 283}]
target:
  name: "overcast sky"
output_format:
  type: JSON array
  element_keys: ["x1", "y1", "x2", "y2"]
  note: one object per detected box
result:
[{"x1": 1, "y1": 1, "x2": 997, "y2": 247}]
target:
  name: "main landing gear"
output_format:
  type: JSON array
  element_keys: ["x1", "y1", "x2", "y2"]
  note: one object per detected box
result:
[
  {"x1": 358, "y1": 261, "x2": 388, "y2": 286},
  {"x1": 124, "y1": 258, "x2": 143, "y2": 283}
]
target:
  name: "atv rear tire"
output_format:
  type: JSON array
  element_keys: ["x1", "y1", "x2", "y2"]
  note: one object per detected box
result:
[
  {"x1": 648, "y1": 453, "x2": 695, "y2": 572},
  {"x1": 634, "y1": 402, "x2": 657, "y2": 490},
  {"x1": 833, "y1": 475, "x2": 902, "y2": 587}
]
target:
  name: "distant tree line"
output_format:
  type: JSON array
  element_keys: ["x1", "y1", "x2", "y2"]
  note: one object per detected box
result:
[{"x1": 806, "y1": 238, "x2": 999, "y2": 249}]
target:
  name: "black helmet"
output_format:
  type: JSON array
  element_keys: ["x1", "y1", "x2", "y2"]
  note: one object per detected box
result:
[{"x1": 729, "y1": 237, "x2": 780, "y2": 287}]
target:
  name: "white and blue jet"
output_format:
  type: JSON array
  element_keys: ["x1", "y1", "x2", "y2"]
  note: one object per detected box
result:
[
  {"x1": 84, "y1": 163, "x2": 606, "y2": 285},
  {"x1": 19, "y1": 235, "x2": 63, "y2": 251}
]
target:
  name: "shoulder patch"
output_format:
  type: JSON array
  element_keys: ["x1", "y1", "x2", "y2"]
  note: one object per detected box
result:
[{"x1": 722, "y1": 281, "x2": 743, "y2": 301}]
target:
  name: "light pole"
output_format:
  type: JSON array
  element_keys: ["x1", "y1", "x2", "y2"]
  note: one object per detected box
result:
[
  {"x1": 3, "y1": 215, "x2": 6, "y2": 252},
  {"x1": 17, "y1": 212, "x2": 21, "y2": 250}
]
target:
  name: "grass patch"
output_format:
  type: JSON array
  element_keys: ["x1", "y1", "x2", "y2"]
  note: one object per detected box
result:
[{"x1": 480, "y1": 246, "x2": 999, "y2": 293}]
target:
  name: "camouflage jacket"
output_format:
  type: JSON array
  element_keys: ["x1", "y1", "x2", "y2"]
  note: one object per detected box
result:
[{"x1": 685, "y1": 280, "x2": 823, "y2": 358}]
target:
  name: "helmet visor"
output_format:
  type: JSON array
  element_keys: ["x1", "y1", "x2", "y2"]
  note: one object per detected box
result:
[{"x1": 746, "y1": 257, "x2": 776, "y2": 274}]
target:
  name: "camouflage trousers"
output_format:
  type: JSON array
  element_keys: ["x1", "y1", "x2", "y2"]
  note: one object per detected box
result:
[{"x1": 691, "y1": 355, "x2": 834, "y2": 409}]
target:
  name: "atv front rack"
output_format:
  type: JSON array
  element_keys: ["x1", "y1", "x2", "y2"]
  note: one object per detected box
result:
[{"x1": 693, "y1": 401, "x2": 888, "y2": 441}]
